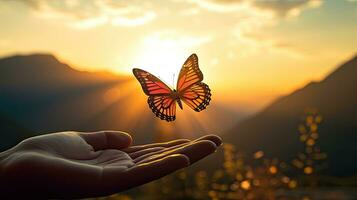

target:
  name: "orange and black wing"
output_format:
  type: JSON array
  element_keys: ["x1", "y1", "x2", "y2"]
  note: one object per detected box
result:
[
  {"x1": 176, "y1": 54, "x2": 203, "y2": 91},
  {"x1": 133, "y1": 68, "x2": 177, "y2": 121},
  {"x1": 148, "y1": 95, "x2": 176, "y2": 121},
  {"x1": 180, "y1": 82, "x2": 211, "y2": 112},
  {"x1": 177, "y1": 54, "x2": 211, "y2": 112},
  {"x1": 133, "y1": 68, "x2": 172, "y2": 96}
]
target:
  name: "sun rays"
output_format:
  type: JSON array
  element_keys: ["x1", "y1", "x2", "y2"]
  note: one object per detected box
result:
[{"x1": 79, "y1": 75, "x2": 226, "y2": 141}]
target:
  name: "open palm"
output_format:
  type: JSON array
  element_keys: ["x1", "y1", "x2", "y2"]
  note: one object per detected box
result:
[{"x1": 0, "y1": 131, "x2": 221, "y2": 198}]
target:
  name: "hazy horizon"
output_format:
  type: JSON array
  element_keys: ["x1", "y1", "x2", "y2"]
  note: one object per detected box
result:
[{"x1": 1, "y1": 2, "x2": 357, "y2": 199}]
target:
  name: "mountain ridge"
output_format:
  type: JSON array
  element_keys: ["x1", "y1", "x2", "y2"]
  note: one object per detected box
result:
[{"x1": 224, "y1": 54, "x2": 357, "y2": 176}]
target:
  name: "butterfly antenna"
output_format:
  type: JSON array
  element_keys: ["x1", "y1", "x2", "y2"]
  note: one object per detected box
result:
[{"x1": 173, "y1": 73, "x2": 175, "y2": 88}]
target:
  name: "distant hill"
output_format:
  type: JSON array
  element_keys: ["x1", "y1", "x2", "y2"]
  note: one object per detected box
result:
[
  {"x1": 0, "y1": 54, "x2": 130, "y2": 150},
  {"x1": 0, "y1": 54, "x2": 244, "y2": 151},
  {"x1": 224, "y1": 55, "x2": 357, "y2": 176}
]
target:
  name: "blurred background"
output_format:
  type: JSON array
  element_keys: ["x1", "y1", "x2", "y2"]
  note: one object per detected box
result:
[{"x1": 0, "y1": 0, "x2": 356, "y2": 199}]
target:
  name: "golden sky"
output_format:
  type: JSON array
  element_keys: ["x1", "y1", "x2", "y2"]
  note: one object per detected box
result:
[{"x1": 0, "y1": 0, "x2": 356, "y2": 112}]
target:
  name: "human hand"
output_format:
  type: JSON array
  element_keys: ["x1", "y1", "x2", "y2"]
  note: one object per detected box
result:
[{"x1": 0, "y1": 131, "x2": 221, "y2": 198}]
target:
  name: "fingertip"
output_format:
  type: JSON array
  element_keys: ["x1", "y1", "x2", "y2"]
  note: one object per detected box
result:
[
  {"x1": 182, "y1": 140, "x2": 217, "y2": 164},
  {"x1": 196, "y1": 134, "x2": 222, "y2": 147},
  {"x1": 207, "y1": 134, "x2": 222, "y2": 146},
  {"x1": 167, "y1": 154, "x2": 190, "y2": 167},
  {"x1": 105, "y1": 131, "x2": 132, "y2": 149},
  {"x1": 197, "y1": 140, "x2": 217, "y2": 152},
  {"x1": 107, "y1": 131, "x2": 132, "y2": 144}
]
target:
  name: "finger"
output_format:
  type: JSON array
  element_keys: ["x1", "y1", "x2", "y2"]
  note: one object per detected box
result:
[
  {"x1": 123, "y1": 139, "x2": 190, "y2": 153},
  {"x1": 129, "y1": 147, "x2": 165, "y2": 159},
  {"x1": 136, "y1": 140, "x2": 217, "y2": 165},
  {"x1": 124, "y1": 134, "x2": 221, "y2": 154},
  {"x1": 132, "y1": 136, "x2": 220, "y2": 163},
  {"x1": 129, "y1": 142, "x2": 190, "y2": 160},
  {"x1": 101, "y1": 154, "x2": 189, "y2": 193},
  {"x1": 193, "y1": 134, "x2": 222, "y2": 147},
  {"x1": 79, "y1": 131, "x2": 132, "y2": 151}
]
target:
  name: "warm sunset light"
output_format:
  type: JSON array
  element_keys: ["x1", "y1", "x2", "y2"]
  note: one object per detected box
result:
[
  {"x1": 132, "y1": 34, "x2": 189, "y2": 88},
  {"x1": 1, "y1": 1, "x2": 357, "y2": 199},
  {"x1": 1, "y1": 0, "x2": 355, "y2": 112}
]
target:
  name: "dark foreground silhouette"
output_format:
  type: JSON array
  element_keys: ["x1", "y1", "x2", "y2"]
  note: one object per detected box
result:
[{"x1": 0, "y1": 131, "x2": 221, "y2": 198}]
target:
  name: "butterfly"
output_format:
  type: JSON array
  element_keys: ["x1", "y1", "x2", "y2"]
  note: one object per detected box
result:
[{"x1": 133, "y1": 53, "x2": 211, "y2": 122}]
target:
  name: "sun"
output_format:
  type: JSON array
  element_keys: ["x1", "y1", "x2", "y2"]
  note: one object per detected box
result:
[{"x1": 132, "y1": 35, "x2": 189, "y2": 88}]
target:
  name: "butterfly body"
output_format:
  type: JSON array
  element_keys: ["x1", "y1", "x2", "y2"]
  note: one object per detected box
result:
[
  {"x1": 133, "y1": 54, "x2": 211, "y2": 122},
  {"x1": 171, "y1": 89, "x2": 184, "y2": 110}
]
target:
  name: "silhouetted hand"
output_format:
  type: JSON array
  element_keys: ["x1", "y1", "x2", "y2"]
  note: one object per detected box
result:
[{"x1": 0, "y1": 131, "x2": 221, "y2": 198}]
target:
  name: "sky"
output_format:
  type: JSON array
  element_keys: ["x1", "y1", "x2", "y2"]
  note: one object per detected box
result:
[{"x1": 0, "y1": 0, "x2": 356, "y2": 113}]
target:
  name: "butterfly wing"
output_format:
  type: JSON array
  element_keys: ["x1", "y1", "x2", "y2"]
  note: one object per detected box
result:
[
  {"x1": 133, "y1": 68, "x2": 172, "y2": 96},
  {"x1": 133, "y1": 68, "x2": 177, "y2": 121},
  {"x1": 148, "y1": 96, "x2": 176, "y2": 121},
  {"x1": 176, "y1": 54, "x2": 211, "y2": 112},
  {"x1": 180, "y1": 82, "x2": 211, "y2": 112},
  {"x1": 176, "y1": 54, "x2": 203, "y2": 91}
]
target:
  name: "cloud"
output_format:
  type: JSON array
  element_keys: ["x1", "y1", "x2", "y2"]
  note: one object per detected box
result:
[
  {"x1": 11, "y1": 0, "x2": 157, "y2": 29},
  {"x1": 185, "y1": 0, "x2": 253, "y2": 13},
  {"x1": 186, "y1": 0, "x2": 323, "y2": 18},
  {"x1": 3, "y1": 0, "x2": 321, "y2": 58},
  {"x1": 177, "y1": 0, "x2": 323, "y2": 59},
  {"x1": 7, "y1": 0, "x2": 322, "y2": 30},
  {"x1": 253, "y1": 0, "x2": 323, "y2": 18}
]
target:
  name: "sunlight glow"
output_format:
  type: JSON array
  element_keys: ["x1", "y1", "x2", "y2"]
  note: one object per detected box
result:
[
  {"x1": 133, "y1": 36, "x2": 187, "y2": 88},
  {"x1": 132, "y1": 33, "x2": 209, "y2": 88}
]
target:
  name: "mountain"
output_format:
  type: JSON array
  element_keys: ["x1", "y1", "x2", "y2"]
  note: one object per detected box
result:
[
  {"x1": 0, "y1": 54, "x2": 244, "y2": 151},
  {"x1": 224, "y1": 55, "x2": 357, "y2": 176},
  {"x1": 0, "y1": 54, "x2": 130, "y2": 150}
]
